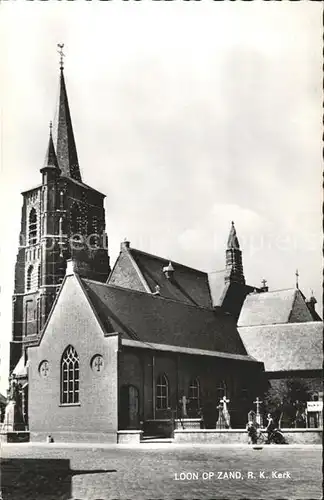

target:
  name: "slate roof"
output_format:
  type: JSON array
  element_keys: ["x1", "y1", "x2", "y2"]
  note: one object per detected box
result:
[
  {"x1": 239, "y1": 322, "x2": 323, "y2": 372},
  {"x1": 80, "y1": 278, "x2": 249, "y2": 356},
  {"x1": 208, "y1": 271, "x2": 258, "y2": 318},
  {"x1": 208, "y1": 270, "x2": 227, "y2": 306},
  {"x1": 238, "y1": 288, "x2": 313, "y2": 327},
  {"x1": 0, "y1": 393, "x2": 7, "y2": 406},
  {"x1": 128, "y1": 248, "x2": 213, "y2": 308}
]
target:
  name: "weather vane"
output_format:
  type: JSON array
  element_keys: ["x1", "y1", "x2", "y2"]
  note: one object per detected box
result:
[{"x1": 57, "y1": 43, "x2": 65, "y2": 70}]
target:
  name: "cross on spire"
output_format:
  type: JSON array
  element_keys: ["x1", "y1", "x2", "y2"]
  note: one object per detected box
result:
[
  {"x1": 295, "y1": 269, "x2": 299, "y2": 289},
  {"x1": 57, "y1": 43, "x2": 65, "y2": 70},
  {"x1": 261, "y1": 279, "x2": 267, "y2": 288}
]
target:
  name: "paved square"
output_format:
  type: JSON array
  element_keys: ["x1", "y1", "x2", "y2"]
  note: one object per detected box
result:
[{"x1": 1, "y1": 443, "x2": 322, "y2": 500}]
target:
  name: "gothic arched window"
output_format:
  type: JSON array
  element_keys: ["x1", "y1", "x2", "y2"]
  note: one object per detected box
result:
[
  {"x1": 188, "y1": 377, "x2": 200, "y2": 409},
  {"x1": 156, "y1": 373, "x2": 169, "y2": 410},
  {"x1": 61, "y1": 345, "x2": 80, "y2": 404},
  {"x1": 28, "y1": 208, "x2": 37, "y2": 245},
  {"x1": 70, "y1": 203, "x2": 82, "y2": 236},
  {"x1": 26, "y1": 265, "x2": 33, "y2": 291}
]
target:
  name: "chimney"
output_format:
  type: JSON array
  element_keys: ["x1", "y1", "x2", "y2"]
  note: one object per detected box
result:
[{"x1": 163, "y1": 262, "x2": 174, "y2": 280}]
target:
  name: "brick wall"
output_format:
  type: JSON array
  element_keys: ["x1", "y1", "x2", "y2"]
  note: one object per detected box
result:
[
  {"x1": 28, "y1": 275, "x2": 118, "y2": 440},
  {"x1": 119, "y1": 346, "x2": 264, "y2": 428}
]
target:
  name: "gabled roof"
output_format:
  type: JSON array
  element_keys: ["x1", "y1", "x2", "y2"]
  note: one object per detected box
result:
[
  {"x1": 208, "y1": 270, "x2": 258, "y2": 318},
  {"x1": 111, "y1": 245, "x2": 213, "y2": 308},
  {"x1": 208, "y1": 270, "x2": 227, "y2": 306},
  {"x1": 238, "y1": 288, "x2": 313, "y2": 327},
  {"x1": 80, "y1": 278, "x2": 249, "y2": 356},
  {"x1": 239, "y1": 322, "x2": 323, "y2": 372}
]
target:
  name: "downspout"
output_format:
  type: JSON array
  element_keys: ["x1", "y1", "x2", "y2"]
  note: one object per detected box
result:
[{"x1": 152, "y1": 354, "x2": 156, "y2": 420}]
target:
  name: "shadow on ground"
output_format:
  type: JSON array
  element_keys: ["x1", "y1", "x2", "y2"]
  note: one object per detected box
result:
[{"x1": 0, "y1": 458, "x2": 116, "y2": 500}]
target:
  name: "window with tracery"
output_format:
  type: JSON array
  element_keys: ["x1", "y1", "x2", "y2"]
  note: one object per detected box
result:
[
  {"x1": 26, "y1": 265, "x2": 33, "y2": 291},
  {"x1": 61, "y1": 345, "x2": 80, "y2": 404},
  {"x1": 188, "y1": 377, "x2": 200, "y2": 409},
  {"x1": 156, "y1": 373, "x2": 169, "y2": 410},
  {"x1": 28, "y1": 208, "x2": 37, "y2": 245}
]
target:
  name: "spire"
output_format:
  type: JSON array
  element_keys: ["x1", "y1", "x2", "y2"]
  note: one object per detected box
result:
[
  {"x1": 225, "y1": 221, "x2": 245, "y2": 285},
  {"x1": 295, "y1": 269, "x2": 299, "y2": 289},
  {"x1": 227, "y1": 221, "x2": 240, "y2": 250},
  {"x1": 41, "y1": 122, "x2": 60, "y2": 173},
  {"x1": 56, "y1": 44, "x2": 82, "y2": 182}
]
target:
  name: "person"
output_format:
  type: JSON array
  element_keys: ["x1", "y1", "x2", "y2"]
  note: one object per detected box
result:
[
  {"x1": 266, "y1": 413, "x2": 276, "y2": 443},
  {"x1": 247, "y1": 421, "x2": 258, "y2": 444}
]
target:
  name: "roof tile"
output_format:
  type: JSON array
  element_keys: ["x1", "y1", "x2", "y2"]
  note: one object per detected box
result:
[
  {"x1": 239, "y1": 322, "x2": 323, "y2": 371},
  {"x1": 81, "y1": 278, "x2": 248, "y2": 356}
]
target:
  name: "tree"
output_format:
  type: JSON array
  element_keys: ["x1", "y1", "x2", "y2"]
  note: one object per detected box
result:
[{"x1": 263, "y1": 379, "x2": 311, "y2": 427}]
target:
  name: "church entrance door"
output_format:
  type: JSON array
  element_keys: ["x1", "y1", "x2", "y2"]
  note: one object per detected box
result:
[{"x1": 119, "y1": 385, "x2": 139, "y2": 429}]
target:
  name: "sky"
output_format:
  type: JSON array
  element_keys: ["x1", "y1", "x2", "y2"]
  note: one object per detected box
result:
[{"x1": 0, "y1": 1, "x2": 322, "y2": 394}]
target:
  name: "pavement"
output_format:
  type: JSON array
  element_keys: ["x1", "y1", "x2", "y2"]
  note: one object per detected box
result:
[
  {"x1": 1, "y1": 441, "x2": 322, "y2": 500},
  {"x1": 2, "y1": 440, "x2": 322, "y2": 449}
]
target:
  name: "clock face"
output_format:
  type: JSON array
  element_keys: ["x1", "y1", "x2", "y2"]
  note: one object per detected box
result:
[
  {"x1": 39, "y1": 360, "x2": 50, "y2": 377},
  {"x1": 91, "y1": 354, "x2": 104, "y2": 373}
]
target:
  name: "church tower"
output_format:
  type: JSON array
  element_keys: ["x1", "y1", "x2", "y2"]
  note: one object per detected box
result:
[
  {"x1": 224, "y1": 221, "x2": 245, "y2": 285},
  {"x1": 10, "y1": 49, "x2": 111, "y2": 374}
]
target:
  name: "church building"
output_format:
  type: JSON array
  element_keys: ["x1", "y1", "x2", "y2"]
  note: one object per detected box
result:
[{"x1": 8, "y1": 54, "x2": 322, "y2": 442}]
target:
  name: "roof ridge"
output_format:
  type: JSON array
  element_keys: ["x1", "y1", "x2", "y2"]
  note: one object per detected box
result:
[
  {"x1": 208, "y1": 269, "x2": 226, "y2": 275},
  {"x1": 129, "y1": 247, "x2": 207, "y2": 274},
  {"x1": 248, "y1": 287, "x2": 297, "y2": 296},
  {"x1": 239, "y1": 320, "x2": 323, "y2": 328},
  {"x1": 81, "y1": 277, "x2": 222, "y2": 313}
]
